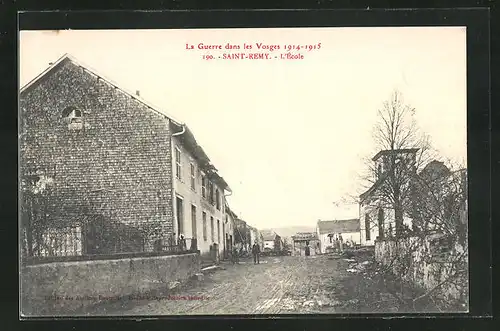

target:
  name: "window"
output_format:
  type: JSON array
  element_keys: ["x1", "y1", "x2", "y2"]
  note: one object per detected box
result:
[
  {"x1": 191, "y1": 205, "x2": 197, "y2": 239},
  {"x1": 365, "y1": 214, "x2": 371, "y2": 241},
  {"x1": 202, "y1": 212, "x2": 207, "y2": 241},
  {"x1": 216, "y1": 189, "x2": 221, "y2": 210},
  {"x1": 175, "y1": 147, "x2": 182, "y2": 180},
  {"x1": 62, "y1": 106, "x2": 82, "y2": 120},
  {"x1": 210, "y1": 217, "x2": 215, "y2": 242},
  {"x1": 209, "y1": 181, "x2": 215, "y2": 205},
  {"x1": 190, "y1": 163, "x2": 196, "y2": 191},
  {"x1": 377, "y1": 208, "x2": 385, "y2": 239},
  {"x1": 217, "y1": 219, "x2": 220, "y2": 243},
  {"x1": 62, "y1": 106, "x2": 83, "y2": 129},
  {"x1": 201, "y1": 176, "x2": 207, "y2": 198}
]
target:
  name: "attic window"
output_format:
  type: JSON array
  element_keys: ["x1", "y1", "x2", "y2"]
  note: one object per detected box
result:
[{"x1": 62, "y1": 106, "x2": 83, "y2": 129}]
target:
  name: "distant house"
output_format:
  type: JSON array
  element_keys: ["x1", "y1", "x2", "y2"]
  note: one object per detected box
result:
[
  {"x1": 261, "y1": 231, "x2": 282, "y2": 252},
  {"x1": 316, "y1": 219, "x2": 360, "y2": 253},
  {"x1": 223, "y1": 204, "x2": 237, "y2": 258},
  {"x1": 291, "y1": 232, "x2": 320, "y2": 256}
]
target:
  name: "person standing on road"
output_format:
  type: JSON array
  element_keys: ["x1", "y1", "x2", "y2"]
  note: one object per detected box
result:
[
  {"x1": 339, "y1": 234, "x2": 344, "y2": 252},
  {"x1": 252, "y1": 241, "x2": 261, "y2": 264}
]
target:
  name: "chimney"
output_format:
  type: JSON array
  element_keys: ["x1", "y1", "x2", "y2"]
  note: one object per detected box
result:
[{"x1": 135, "y1": 90, "x2": 140, "y2": 97}]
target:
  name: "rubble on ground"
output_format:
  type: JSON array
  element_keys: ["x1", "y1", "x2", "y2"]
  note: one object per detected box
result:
[
  {"x1": 167, "y1": 281, "x2": 181, "y2": 290},
  {"x1": 343, "y1": 254, "x2": 375, "y2": 274}
]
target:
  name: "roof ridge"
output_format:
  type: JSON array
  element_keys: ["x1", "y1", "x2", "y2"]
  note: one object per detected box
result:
[
  {"x1": 20, "y1": 53, "x2": 184, "y2": 126},
  {"x1": 20, "y1": 53, "x2": 234, "y2": 191},
  {"x1": 20, "y1": 53, "x2": 70, "y2": 94}
]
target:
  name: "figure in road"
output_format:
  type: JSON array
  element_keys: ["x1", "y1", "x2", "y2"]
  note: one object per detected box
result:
[
  {"x1": 252, "y1": 241, "x2": 261, "y2": 264},
  {"x1": 231, "y1": 246, "x2": 239, "y2": 264}
]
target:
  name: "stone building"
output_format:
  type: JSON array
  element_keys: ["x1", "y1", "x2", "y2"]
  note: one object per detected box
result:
[{"x1": 19, "y1": 54, "x2": 230, "y2": 258}]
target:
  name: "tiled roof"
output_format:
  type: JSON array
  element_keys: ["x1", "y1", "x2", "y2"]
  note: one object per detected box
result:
[
  {"x1": 317, "y1": 219, "x2": 360, "y2": 234},
  {"x1": 372, "y1": 148, "x2": 419, "y2": 161},
  {"x1": 261, "y1": 230, "x2": 278, "y2": 241}
]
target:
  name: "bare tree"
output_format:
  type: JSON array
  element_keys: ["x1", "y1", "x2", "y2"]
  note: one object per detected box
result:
[
  {"x1": 412, "y1": 159, "x2": 468, "y2": 246},
  {"x1": 359, "y1": 90, "x2": 436, "y2": 237},
  {"x1": 339, "y1": 90, "x2": 468, "y2": 309}
]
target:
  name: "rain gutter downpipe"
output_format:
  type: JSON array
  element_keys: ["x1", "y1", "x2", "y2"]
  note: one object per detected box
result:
[{"x1": 172, "y1": 124, "x2": 186, "y2": 136}]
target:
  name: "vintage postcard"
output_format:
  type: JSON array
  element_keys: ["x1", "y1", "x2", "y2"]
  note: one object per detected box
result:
[{"x1": 19, "y1": 27, "x2": 468, "y2": 316}]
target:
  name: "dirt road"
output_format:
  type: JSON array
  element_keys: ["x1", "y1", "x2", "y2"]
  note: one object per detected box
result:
[{"x1": 88, "y1": 254, "x2": 358, "y2": 315}]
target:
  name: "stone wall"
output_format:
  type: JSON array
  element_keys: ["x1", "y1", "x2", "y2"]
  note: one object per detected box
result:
[
  {"x1": 375, "y1": 236, "x2": 468, "y2": 305},
  {"x1": 20, "y1": 253, "x2": 201, "y2": 316}
]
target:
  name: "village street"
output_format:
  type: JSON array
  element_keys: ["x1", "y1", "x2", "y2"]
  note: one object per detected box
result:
[{"x1": 82, "y1": 253, "x2": 376, "y2": 315}]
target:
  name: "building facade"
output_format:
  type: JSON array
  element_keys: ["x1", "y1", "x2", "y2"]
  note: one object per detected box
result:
[
  {"x1": 359, "y1": 149, "x2": 418, "y2": 246},
  {"x1": 171, "y1": 132, "x2": 231, "y2": 258},
  {"x1": 224, "y1": 205, "x2": 237, "y2": 258},
  {"x1": 261, "y1": 231, "x2": 282, "y2": 252},
  {"x1": 316, "y1": 219, "x2": 360, "y2": 253},
  {"x1": 19, "y1": 54, "x2": 230, "y2": 258}
]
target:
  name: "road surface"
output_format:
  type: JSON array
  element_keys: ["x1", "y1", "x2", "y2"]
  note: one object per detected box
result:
[{"x1": 87, "y1": 254, "x2": 360, "y2": 315}]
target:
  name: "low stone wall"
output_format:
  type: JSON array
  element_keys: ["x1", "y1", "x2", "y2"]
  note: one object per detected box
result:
[
  {"x1": 375, "y1": 236, "x2": 468, "y2": 304},
  {"x1": 21, "y1": 253, "x2": 200, "y2": 316}
]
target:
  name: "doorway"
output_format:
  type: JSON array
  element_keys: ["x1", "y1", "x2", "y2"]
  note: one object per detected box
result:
[
  {"x1": 191, "y1": 204, "x2": 197, "y2": 239},
  {"x1": 176, "y1": 196, "x2": 184, "y2": 236}
]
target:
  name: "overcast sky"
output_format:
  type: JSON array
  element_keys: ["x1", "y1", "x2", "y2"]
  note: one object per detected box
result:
[{"x1": 19, "y1": 27, "x2": 467, "y2": 230}]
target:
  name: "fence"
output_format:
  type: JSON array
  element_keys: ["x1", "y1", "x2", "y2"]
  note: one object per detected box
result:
[
  {"x1": 29, "y1": 225, "x2": 83, "y2": 257},
  {"x1": 21, "y1": 217, "x2": 198, "y2": 265}
]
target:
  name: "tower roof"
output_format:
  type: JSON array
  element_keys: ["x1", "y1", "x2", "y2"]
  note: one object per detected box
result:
[{"x1": 372, "y1": 148, "x2": 419, "y2": 161}]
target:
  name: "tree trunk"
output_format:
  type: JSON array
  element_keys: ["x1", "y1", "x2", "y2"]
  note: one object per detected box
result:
[{"x1": 395, "y1": 203, "x2": 404, "y2": 237}]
